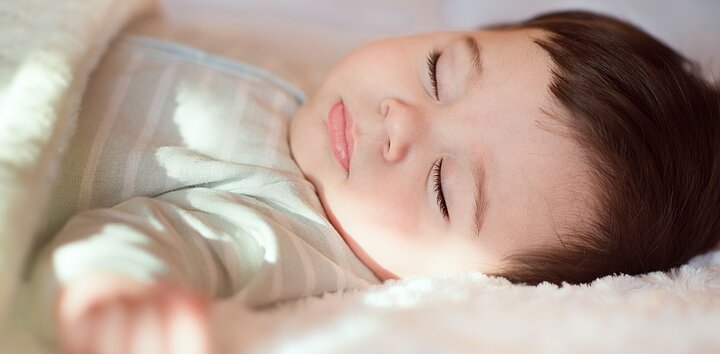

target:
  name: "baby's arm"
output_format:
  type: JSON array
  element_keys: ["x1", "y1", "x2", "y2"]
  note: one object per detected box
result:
[{"x1": 33, "y1": 196, "x2": 253, "y2": 353}]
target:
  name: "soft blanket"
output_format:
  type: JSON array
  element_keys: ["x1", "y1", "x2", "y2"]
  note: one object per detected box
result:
[
  {"x1": 210, "y1": 261, "x2": 720, "y2": 354},
  {"x1": 0, "y1": 0, "x2": 155, "y2": 328}
]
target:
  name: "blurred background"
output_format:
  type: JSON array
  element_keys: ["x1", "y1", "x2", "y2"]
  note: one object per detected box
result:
[{"x1": 128, "y1": 0, "x2": 720, "y2": 93}]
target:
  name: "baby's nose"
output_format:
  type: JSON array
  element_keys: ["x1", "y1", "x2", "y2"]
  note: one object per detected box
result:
[{"x1": 381, "y1": 98, "x2": 425, "y2": 162}]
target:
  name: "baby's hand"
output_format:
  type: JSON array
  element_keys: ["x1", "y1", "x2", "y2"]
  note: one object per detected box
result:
[{"x1": 56, "y1": 274, "x2": 210, "y2": 354}]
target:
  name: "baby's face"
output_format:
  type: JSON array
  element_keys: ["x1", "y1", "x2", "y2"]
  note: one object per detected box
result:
[{"x1": 290, "y1": 29, "x2": 595, "y2": 280}]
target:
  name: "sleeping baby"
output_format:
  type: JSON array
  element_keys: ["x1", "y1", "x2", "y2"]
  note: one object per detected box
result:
[{"x1": 28, "y1": 10, "x2": 720, "y2": 354}]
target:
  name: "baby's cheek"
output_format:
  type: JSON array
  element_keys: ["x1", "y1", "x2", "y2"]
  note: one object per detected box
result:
[{"x1": 343, "y1": 189, "x2": 421, "y2": 238}]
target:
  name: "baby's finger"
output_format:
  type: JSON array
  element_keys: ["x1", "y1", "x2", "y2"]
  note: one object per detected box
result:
[
  {"x1": 59, "y1": 309, "x2": 92, "y2": 354},
  {"x1": 129, "y1": 303, "x2": 164, "y2": 354},
  {"x1": 95, "y1": 302, "x2": 129, "y2": 354},
  {"x1": 166, "y1": 291, "x2": 211, "y2": 354}
]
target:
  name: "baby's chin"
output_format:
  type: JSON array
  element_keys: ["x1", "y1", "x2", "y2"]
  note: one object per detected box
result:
[
  {"x1": 335, "y1": 224, "x2": 400, "y2": 281},
  {"x1": 287, "y1": 103, "x2": 309, "y2": 160},
  {"x1": 314, "y1": 195, "x2": 400, "y2": 281},
  {"x1": 288, "y1": 103, "x2": 321, "y2": 178}
]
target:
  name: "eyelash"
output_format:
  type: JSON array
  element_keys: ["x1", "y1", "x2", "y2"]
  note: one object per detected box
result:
[
  {"x1": 426, "y1": 50, "x2": 441, "y2": 100},
  {"x1": 432, "y1": 158, "x2": 449, "y2": 219}
]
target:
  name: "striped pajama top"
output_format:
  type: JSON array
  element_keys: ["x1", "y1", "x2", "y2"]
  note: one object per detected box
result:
[{"x1": 29, "y1": 36, "x2": 380, "y2": 330}]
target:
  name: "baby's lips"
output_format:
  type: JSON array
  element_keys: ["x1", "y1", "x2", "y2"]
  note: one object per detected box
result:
[
  {"x1": 344, "y1": 101, "x2": 356, "y2": 170},
  {"x1": 327, "y1": 100, "x2": 351, "y2": 172}
]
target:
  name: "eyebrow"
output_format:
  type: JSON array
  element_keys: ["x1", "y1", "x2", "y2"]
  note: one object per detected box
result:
[
  {"x1": 462, "y1": 35, "x2": 483, "y2": 82},
  {"x1": 472, "y1": 161, "x2": 489, "y2": 237},
  {"x1": 460, "y1": 35, "x2": 488, "y2": 237}
]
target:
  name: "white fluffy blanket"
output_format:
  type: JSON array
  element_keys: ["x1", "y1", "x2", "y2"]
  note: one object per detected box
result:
[
  {"x1": 209, "y1": 257, "x2": 720, "y2": 354},
  {"x1": 2, "y1": 0, "x2": 720, "y2": 353},
  {"x1": 0, "y1": 0, "x2": 155, "y2": 329}
]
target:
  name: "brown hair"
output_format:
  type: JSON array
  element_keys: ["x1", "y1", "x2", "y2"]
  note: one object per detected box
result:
[{"x1": 490, "y1": 11, "x2": 720, "y2": 285}]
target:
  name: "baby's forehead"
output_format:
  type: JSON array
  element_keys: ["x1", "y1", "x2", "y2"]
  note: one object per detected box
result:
[{"x1": 481, "y1": 112, "x2": 596, "y2": 241}]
